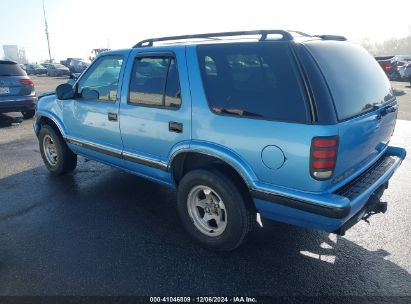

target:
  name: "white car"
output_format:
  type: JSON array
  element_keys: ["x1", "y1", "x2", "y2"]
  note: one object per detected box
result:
[
  {"x1": 398, "y1": 62, "x2": 409, "y2": 79},
  {"x1": 402, "y1": 62, "x2": 411, "y2": 80}
]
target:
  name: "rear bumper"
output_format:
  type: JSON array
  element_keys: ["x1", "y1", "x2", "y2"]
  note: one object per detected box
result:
[
  {"x1": 0, "y1": 96, "x2": 37, "y2": 113},
  {"x1": 251, "y1": 146, "x2": 406, "y2": 232}
]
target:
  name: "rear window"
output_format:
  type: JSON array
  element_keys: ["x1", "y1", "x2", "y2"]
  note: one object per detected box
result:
[
  {"x1": 197, "y1": 43, "x2": 309, "y2": 122},
  {"x1": 305, "y1": 41, "x2": 394, "y2": 120},
  {"x1": 0, "y1": 62, "x2": 26, "y2": 76}
]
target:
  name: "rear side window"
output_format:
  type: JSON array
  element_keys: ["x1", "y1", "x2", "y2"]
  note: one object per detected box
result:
[
  {"x1": 305, "y1": 41, "x2": 394, "y2": 120},
  {"x1": 128, "y1": 56, "x2": 181, "y2": 109},
  {"x1": 197, "y1": 43, "x2": 309, "y2": 122},
  {"x1": 0, "y1": 62, "x2": 26, "y2": 76}
]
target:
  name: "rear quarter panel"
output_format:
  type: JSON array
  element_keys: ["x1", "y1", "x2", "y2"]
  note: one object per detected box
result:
[{"x1": 186, "y1": 45, "x2": 338, "y2": 192}]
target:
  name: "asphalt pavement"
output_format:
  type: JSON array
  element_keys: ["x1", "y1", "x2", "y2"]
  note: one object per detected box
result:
[{"x1": 0, "y1": 77, "x2": 410, "y2": 297}]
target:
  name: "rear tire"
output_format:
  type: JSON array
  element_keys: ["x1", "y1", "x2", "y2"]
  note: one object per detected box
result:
[
  {"x1": 177, "y1": 169, "x2": 254, "y2": 251},
  {"x1": 39, "y1": 125, "x2": 77, "y2": 175},
  {"x1": 22, "y1": 110, "x2": 35, "y2": 119}
]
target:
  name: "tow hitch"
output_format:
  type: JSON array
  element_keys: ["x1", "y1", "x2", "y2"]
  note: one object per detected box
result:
[
  {"x1": 362, "y1": 199, "x2": 387, "y2": 224},
  {"x1": 335, "y1": 183, "x2": 388, "y2": 236}
]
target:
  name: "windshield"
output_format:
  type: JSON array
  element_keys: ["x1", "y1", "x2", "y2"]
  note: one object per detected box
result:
[{"x1": 305, "y1": 41, "x2": 394, "y2": 120}]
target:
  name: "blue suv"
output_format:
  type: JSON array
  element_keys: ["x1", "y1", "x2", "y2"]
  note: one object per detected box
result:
[{"x1": 34, "y1": 30, "x2": 406, "y2": 251}]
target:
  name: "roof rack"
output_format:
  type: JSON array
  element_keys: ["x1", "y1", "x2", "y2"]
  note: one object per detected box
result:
[
  {"x1": 287, "y1": 30, "x2": 312, "y2": 37},
  {"x1": 314, "y1": 34, "x2": 347, "y2": 41},
  {"x1": 133, "y1": 30, "x2": 294, "y2": 48}
]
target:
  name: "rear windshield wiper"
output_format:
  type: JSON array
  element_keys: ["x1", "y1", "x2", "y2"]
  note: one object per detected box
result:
[{"x1": 0, "y1": 74, "x2": 17, "y2": 76}]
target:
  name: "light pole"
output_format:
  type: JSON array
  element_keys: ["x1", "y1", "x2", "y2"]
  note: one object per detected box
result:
[{"x1": 42, "y1": 0, "x2": 52, "y2": 63}]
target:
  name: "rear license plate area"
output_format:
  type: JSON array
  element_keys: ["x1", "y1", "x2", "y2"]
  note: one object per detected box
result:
[{"x1": 0, "y1": 87, "x2": 10, "y2": 95}]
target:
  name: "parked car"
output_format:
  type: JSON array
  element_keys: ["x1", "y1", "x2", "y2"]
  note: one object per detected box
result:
[
  {"x1": 403, "y1": 62, "x2": 411, "y2": 82},
  {"x1": 0, "y1": 60, "x2": 37, "y2": 119},
  {"x1": 390, "y1": 55, "x2": 411, "y2": 62},
  {"x1": 24, "y1": 64, "x2": 47, "y2": 75},
  {"x1": 68, "y1": 59, "x2": 89, "y2": 73},
  {"x1": 41, "y1": 63, "x2": 53, "y2": 69},
  {"x1": 60, "y1": 57, "x2": 82, "y2": 68},
  {"x1": 46, "y1": 64, "x2": 70, "y2": 77},
  {"x1": 375, "y1": 56, "x2": 394, "y2": 75},
  {"x1": 33, "y1": 30, "x2": 406, "y2": 251},
  {"x1": 388, "y1": 55, "x2": 411, "y2": 81},
  {"x1": 398, "y1": 61, "x2": 411, "y2": 80},
  {"x1": 390, "y1": 60, "x2": 411, "y2": 80}
]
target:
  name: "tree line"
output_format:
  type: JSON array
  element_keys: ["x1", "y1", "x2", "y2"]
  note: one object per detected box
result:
[{"x1": 360, "y1": 34, "x2": 411, "y2": 56}]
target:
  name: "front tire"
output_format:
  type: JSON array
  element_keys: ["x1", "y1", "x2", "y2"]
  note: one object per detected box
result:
[
  {"x1": 177, "y1": 169, "x2": 254, "y2": 251},
  {"x1": 39, "y1": 125, "x2": 77, "y2": 175}
]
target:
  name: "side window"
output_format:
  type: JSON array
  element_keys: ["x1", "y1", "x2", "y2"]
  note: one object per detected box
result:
[
  {"x1": 164, "y1": 58, "x2": 181, "y2": 108},
  {"x1": 197, "y1": 43, "x2": 309, "y2": 122},
  {"x1": 77, "y1": 55, "x2": 123, "y2": 102},
  {"x1": 128, "y1": 56, "x2": 181, "y2": 109}
]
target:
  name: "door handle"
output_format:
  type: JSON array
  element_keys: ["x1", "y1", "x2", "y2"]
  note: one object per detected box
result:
[
  {"x1": 108, "y1": 112, "x2": 118, "y2": 121},
  {"x1": 169, "y1": 121, "x2": 183, "y2": 133}
]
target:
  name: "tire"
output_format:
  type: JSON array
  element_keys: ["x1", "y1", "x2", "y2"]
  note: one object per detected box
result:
[
  {"x1": 39, "y1": 124, "x2": 77, "y2": 175},
  {"x1": 21, "y1": 110, "x2": 35, "y2": 119},
  {"x1": 390, "y1": 72, "x2": 400, "y2": 81},
  {"x1": 177, "y1": 169, "x2": 254, "y2": 251}
]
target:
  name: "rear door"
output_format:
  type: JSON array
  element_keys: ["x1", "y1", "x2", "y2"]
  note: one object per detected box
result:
[{"x1": 304, "y1": 41, "x2": 397, "y2": 183}]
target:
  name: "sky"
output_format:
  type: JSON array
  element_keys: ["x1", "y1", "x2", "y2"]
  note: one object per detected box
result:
[{"x1": 0, "y1": 0, "x2": 410, "y2": 62}]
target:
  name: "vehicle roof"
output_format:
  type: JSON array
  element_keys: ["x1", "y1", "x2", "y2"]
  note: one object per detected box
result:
[
  {"x1": 127, "y1": 30, "x2": 346, "y2": 50},
  {"x1": 98, "y1": 31, "x2": 348, "y2": 58}
]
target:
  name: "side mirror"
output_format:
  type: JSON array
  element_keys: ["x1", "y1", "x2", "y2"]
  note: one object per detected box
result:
[{"x1": 56, "y1": 83, "x2": 75, "y2": 100}]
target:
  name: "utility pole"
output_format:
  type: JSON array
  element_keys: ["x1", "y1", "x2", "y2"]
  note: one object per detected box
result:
[{"x1": 42, "y1": 0, "x2": 52, "y2": 63}]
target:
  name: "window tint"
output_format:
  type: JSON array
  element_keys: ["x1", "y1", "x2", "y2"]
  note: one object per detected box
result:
[
  {"x1": 129, "y1": 56, "x2": 181, "y2": 109},
  {"x1": 305, "y1": 41, "x2": 394, "y2": 120},
  {"x1": 78, "y1": 55, "x2": 123, "y2": 102},
  {"x1": 0, "y1": 62, "x2": 26, "y2": 76},
  {"x1": 197, "y1": 43, "x2": 308, "y2": 122},
  {"x1": 204, "y1": 56, "x2": 217, "y2": 76},
  {"x1": 165, "y1": 58, "x2": 181, "y2": 108}
]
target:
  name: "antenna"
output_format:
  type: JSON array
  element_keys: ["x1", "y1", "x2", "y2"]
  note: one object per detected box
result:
[{"x1": 42, "y1": 0, "x2": 52, "y2": 63}]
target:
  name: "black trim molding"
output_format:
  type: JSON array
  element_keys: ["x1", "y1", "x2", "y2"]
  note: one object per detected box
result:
[
  {"x1": 122, "y1": 152, "x2": 168, "y2": 170},
  {"x1": 250, "y1": 189, "x2": 350, "y2": 219},
  {"x1": 65, "y1": 137, "x2": 167, "y2": 171}
]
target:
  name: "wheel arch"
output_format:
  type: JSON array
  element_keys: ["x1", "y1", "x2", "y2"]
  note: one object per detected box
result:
[
  {"x1": 169, "y1": 142, "x2": 258, "y2": 209},
  {"x1": 34, "y1": 113, "x2": 66, "y2": 139}
]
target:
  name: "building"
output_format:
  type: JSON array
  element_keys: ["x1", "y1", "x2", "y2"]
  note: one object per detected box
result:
[{"x1": 2, "y1": 45, "x2": 28, "y2": 64}]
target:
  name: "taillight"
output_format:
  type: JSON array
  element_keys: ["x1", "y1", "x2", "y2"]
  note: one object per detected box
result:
[
  {"x1": 19, "y1": 79, "x2": 34, "y2": 87},
  {"x1": 310, "y1": 136, "x2": 338, "y2": 180}
]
